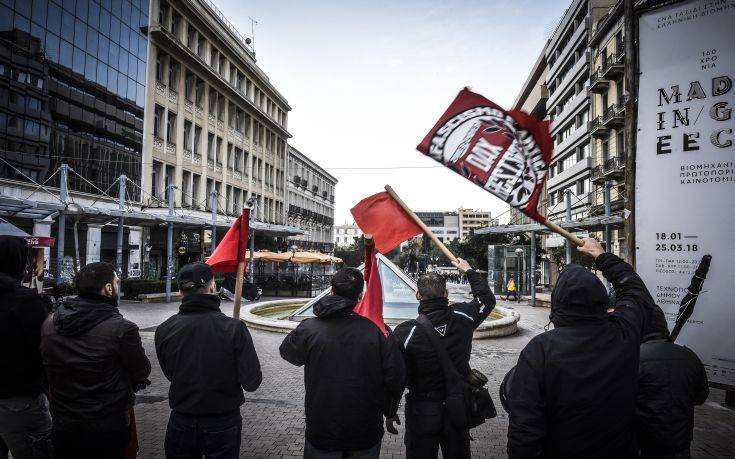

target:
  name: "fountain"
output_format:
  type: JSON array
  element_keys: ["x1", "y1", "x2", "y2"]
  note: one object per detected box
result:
[{"x1": 241, "y1": 253, "x2": 520, "y2": 338}]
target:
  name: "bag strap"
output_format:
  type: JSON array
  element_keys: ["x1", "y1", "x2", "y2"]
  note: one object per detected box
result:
[{"x1": 416, "y1": 314, "x2": 463, "y2": 386}]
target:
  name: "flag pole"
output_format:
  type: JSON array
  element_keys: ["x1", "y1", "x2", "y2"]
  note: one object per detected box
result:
[
  {"x1": 542, "y1": 219, "x2": 584, "y2": 247},
  {"x1": 232, "y1": 207, "x2": 248, "y2": 319},
  {"x1": 384, "y1": 185, "x2": 459, "y2": 264}
]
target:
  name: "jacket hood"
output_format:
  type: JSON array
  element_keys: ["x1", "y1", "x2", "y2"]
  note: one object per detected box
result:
[
  {"x1": 313, "y1": 294, "x2": 357, "y2": 318},
  {"x1": 0, "y1": 272, "x2": 21, "y2": 291},
  {"x1": 179, "y1": 293, "x2": 221, "y2": 314},
  {"x1": 54, "y1": 294, "x2": 119, "y2": 336},
  {"x1": 551, "y1": 264, "x2": 608, "y2": 327},
  {"x1": 0, "y1": 235, "x2": 28, "y2": 280}
]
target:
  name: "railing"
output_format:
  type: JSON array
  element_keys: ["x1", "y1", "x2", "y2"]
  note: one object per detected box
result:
[
  {"x1": 589, "y1": 116, "x2": 605, "y2": 132},
  {"x1": 591, "y1": 156, "x2": 625, "y2": 181},
  {"x1": 603, "y1": 103, "x2": 624, "y2": 123},
  {"x1": 195, "y1": 0, "x2": 255, "y2": 55}
]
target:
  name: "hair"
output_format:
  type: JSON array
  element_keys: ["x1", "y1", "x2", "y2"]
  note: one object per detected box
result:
[
  {"x1": 417, "y1": 272, "x2": 447, "y2": 300},
  {"x1": 75, "y1": 262, "x2": 117, "y2": 297},
  {"x1": 0, "y1": 235, "x2": 29, "y2": 279},
  {"x1": 331, "y1": 267, "x2": 364, "y2": 301}
]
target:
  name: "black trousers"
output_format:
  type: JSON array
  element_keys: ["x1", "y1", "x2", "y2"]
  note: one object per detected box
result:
[
  {"x1": 404, "y1": 398, "x2": 470, "y2": 459},
  {"x1": 51, "y1": 427, "x2": 129, "y2": 459},
  {"x1": 165, "y1": 410, "x2": 242, "y2": 459}
]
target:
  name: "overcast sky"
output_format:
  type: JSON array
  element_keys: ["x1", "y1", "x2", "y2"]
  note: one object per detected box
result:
[{"x1": 217, "y1": 0, "x2": 568, "y2": 224}]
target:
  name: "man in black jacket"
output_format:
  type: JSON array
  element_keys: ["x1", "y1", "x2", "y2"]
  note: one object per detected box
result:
[
  {"x1": 279, "y1": 267, "x2": 406, "y2": 459},
  {"x1": 0, "y1": 236, "x2": 52, "y2": 459},
  {"x1": 41, "y1": 262, "x2": 151, "y2": 459},
  {"x1": 155, "y1": 262, "x2": 262, "y2": 459},
  {"x1": 392, "y1": 258, "x2": 495, "y2": 459},
  {"x1": 507, "y1": 238, "x2": 663, "y2": 458},
  {"x1": 636, "y1": 328, "x2": 709, "y2": 458}
]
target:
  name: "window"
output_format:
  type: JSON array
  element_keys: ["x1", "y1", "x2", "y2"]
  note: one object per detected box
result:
[
  {"x1": 166, "y1": 112, "x2": 176, "y2": 143},
  {"x1": 193, "y1": 125, "x2": 201, "y2": 154},
  {"x1": 153, "y1": 105, "x2": 164, "y2": 138},
  {"x1": 207, "y1": 133, "x2": 214, "y2": 160},
  {"x1": 183, "y1": 121, "x2": 192, "y2": 148},
  {"x1": 215, "y1": 137, "x2": 222, "y2": 164},
  {"x1": 168, "y1": 60, "x2": 178, "y2": 88},
  {"x1": 192, "y1": 174, "x2": 200, "y2": 205}
]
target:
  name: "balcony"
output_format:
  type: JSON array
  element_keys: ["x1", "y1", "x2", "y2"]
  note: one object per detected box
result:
[
  {"x1": 589, "y1": 116, "x2": 609, "y2": 137},
  {"x1": 553, "y1": 122, "x2": 588, "y2": 157},
  {"x1": 589, "y1": 69, "x2": 610, "y2": 93},
  {"x1": 602, "y1": 103, "x2": 625, "y2": 128},
  {"x1": 591, "y1": 155, "x2": 625, "y2": 183},
  {"x1": 601, "y1": 50, "x2": 625, "y2": 79},
  {"x1": 590, "y1": 197, "x2": 625, "y2": 216}
]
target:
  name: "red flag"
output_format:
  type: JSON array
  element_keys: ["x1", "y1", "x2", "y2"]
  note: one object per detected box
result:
[
  {"x1": 350, "y1": 192, "x2": 422, "y2": 253},
  {"x1": 417, "y1": 87, "x2": 552, "y2": 223},
  {"x1": 206, "y1": 209, "x2": 250, "y2": 273},
  {"x1": 355, "y1": 245, "x2": 388, "y2": 336}
]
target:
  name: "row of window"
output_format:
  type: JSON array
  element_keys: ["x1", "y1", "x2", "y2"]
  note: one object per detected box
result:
[{"x1": 158, "y1": 1, "x2": 287, "y2": 129}]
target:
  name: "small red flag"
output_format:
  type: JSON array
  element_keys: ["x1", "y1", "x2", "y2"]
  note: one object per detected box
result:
[
  {"x1": 350, "y1": 192, "x2": 422, "y2": 253},
  {"x1": 355, "y1": 246, "x2": 388, "y2": 336},
  {"x1": 206, "y1": 209, "x2": 250, "y2": 273}
]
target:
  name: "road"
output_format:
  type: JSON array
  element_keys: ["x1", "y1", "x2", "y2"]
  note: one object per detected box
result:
[{"x1": 120, "y1": 298, "x2": 735, "y2": 458}]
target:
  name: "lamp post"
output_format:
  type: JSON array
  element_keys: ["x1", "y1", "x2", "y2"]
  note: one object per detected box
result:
[{"x1": 515, "y1": 247, "x2": 524, "y2": 302}]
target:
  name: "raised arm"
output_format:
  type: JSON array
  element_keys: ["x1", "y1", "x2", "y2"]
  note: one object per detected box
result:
[
  {"x1": 578, "y1": 238, "x2": 664, "y2": 341},
  {"x1": 453, "y1": 258, "x2": 496, "y2": 326}
]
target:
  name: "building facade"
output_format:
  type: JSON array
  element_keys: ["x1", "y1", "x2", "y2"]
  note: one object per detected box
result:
[
  {"x1": 510, "y1": 48, "x2": 549, "y2": 226},
  {"x1": 285, "y1": 145, "x2": 336, "y2": 253},
  {"x1": 0, "y1": 0, "x2": 150, "y2": 275},
  {"x1": 141, "y1": 0, "x2": 292, "y2": 274},
  {"x1": 542, "y1": 0, "x2": 615, "y2": 249},
  {"x1": 588, "y1": 1, "x2": 626, "y2": 256},
  {"x1": 333, "y1": 223, "x2": 362, "y2": 247},
  {"x1": 458, "y1": 208, "x2": 495, "y2": 240},
  {"x1": 415, "y1": 211, "x2": 459, "y2": 243}
]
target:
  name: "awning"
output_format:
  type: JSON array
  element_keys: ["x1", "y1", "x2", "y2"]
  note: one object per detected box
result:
[
  {"x1": 0, "y1": 217, "x2": 56, "y2": 247},
  {"x1": 475, "y1": 214, "x2": 624, "y2": 235},
  {"x1": 241, "y1": 250, "x2": 342, "y2": 265},
  {"x1": 0, "y1": 193, "x2": 304, "y2": 236}
]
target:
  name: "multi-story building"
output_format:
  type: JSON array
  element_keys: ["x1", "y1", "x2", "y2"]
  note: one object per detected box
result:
[
  {"x1": 142, "y1": 0, "x2": 292, "y2": 273},
  {"x1": 286, "y1": 145, "x2": 336, "y2": 253},
  {"x1": 458, "y1": 208, "x2": 495, "y2": 240},
  {"x1": 0, "y1": 0, "x2": 150, "y2": 274},
  {"x1": 510, "y1": 48, "x2": 549, "y2": 226},
  {"x1": 415, "y1": 211, "x2": 459, "y2": 243},
  {"x1": 542, "y1": 0, "x2": 614, "y2": 249},
  {"x1": 333, "y1": 223, "x2": 362, "y2": 247},
  {"x1": 588, "y1": 1, "x2": 626, "y2": 256}
]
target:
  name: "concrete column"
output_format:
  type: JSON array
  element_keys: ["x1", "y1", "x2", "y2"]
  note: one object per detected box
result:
[
  {"x1": 86, "y1": 224, "x2": 103, "y2": 264},
  {"x1": 33, "y1": 220, "x2": 53, "y2": 274}
]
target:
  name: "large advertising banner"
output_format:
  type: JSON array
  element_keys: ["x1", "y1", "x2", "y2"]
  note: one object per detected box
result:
[{"x1": 636, "y1": 0, "x2": 735, "y2": 389}]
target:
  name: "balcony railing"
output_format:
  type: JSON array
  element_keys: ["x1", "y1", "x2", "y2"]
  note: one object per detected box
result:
[
  {"x1": 591, "y1": 156, "x2": 625, "y2": 183},
  {"x1": 589, "y1": 69, "x2": 610, "y2": 93},
  {"x1": 589, "y1": 116, "x2": 609, "y2": 136},
  {"x1": 602, "y1": 103, "x2": 625, "y2": 127},
  {"x1": 601, "y1": 50, "x2": 625, "y2": 78}
]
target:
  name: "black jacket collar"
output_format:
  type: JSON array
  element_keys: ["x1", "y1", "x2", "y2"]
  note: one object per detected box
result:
[
  {"x1": 313, "y1": 294, "x2": 357, "y2": 319},
  {"x1": 179, "y1": 293, "x2": 221, "y2": 314},
  {"x1": 54, "y1": 294, "x2": 119, "y2": 336},
  {"x1": 418, "y1": 297, "x2": 451, "y2": 324}
]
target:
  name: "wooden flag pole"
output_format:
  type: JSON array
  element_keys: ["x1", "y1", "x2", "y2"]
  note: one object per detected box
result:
[
  {"x1": 232, "y1": 207, "x2": 248, "y2": 319},
  {"x1": 542, "y1": 219, "x2": 585, "y2": 247},
  {"x1": 384, "y1": 185, "x2": 459, "y2": 264}
]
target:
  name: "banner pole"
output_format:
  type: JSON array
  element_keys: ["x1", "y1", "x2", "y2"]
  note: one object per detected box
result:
[
  {"x1": 542, "y1": 219, "x2": 584, "y2": 247},
  {"x1": 232, "y1": 207, "x2": 248, "y2": 319},
  {"x1": 384, "y1": 185, "x2": 459, "y2": 264}
]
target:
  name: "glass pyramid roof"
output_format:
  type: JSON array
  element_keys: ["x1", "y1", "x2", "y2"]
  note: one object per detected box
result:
[{"x1": 291, "y1": 253, "x2": 420, "y2": 322}]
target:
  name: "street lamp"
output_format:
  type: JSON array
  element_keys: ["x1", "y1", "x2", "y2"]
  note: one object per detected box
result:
[{"x1": 515, "y1": 247, "x2": 524, "y2": 301}]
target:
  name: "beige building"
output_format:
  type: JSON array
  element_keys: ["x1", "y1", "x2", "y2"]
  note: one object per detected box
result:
[
  {"x1": 589, "y1": 1, "x2": 626, "y2": 256},
  {"x1": 334, "y1": 223, "x2": 363, "y2": 247},
  {"x1": 144, "y1": 0, "x2": 290, "y2": 224},
  {"x1": 286, "y1": 146, "x2": 337, "y2": 253},
  {"x1": 458, "y1": 208, "x2": 496, "y2": 240}
]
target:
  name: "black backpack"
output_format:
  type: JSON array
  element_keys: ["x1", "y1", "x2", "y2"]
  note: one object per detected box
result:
[{"x1": 416, "y1": 314, "x2": 497, "y2": 430}]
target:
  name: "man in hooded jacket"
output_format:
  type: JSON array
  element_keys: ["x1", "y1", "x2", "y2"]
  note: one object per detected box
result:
[
  {"x1": 635, "y1": 321, "x2": 709, "y2": 458},
  {"x1": 0, "y1": 236, "x2": 52, "y2": 459},
  {"x1": 279, "y1": 267, "x2": 406, "y2": 458},
  {"x1": 41, "y1": 262, "x2": 151, "y2": 459},
  {"x1": 506, "y1": 237, "x2": 664, "y2": 458}
]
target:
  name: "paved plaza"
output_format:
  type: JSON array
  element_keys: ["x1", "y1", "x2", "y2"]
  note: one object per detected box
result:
[{"x1": 121, "y1": 298, "x2": 735, "y2": 458}]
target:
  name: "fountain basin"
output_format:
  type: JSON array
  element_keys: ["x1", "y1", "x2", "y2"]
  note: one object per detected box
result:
[{"x1": 241, "y1": 299, "x2": 520, "y2": 338}]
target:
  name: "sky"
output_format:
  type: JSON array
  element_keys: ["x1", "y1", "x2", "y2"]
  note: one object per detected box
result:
[{"x1": 216, "y1": 0, "x2": 569, "y2": 224}]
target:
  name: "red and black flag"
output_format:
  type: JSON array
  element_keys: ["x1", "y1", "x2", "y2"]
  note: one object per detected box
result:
[{"x1": 417, "y1": 87, "x2": 553, "y2": 223}]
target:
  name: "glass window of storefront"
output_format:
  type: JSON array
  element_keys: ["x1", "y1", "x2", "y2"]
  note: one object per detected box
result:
[{"x1": 0, "y1": 0, "x2": 149, "y2": 200}]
